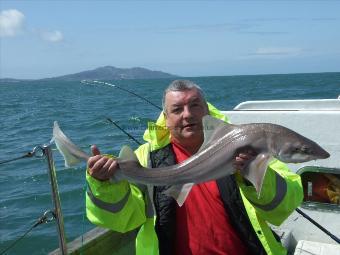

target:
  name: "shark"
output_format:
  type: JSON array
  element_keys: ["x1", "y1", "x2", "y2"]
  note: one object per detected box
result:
[{"x1": 52, "y1": 115, "x2": 330, "y2": 205}]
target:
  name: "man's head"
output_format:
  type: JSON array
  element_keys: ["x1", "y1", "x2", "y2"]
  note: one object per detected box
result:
[{"x1": 162, "y1": 80, "x2": 209, "y2": 153}]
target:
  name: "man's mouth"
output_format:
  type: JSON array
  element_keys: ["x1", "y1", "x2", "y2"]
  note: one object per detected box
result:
[{"x1": 182, "y1": 123, "x2": 197, "y2": 129}]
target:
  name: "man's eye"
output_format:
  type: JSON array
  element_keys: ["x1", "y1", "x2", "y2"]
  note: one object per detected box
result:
[
  {"x1": 189, "y1": 103, "x2": 199, "y2": 109},
  {"x1": 172, "y1": 108, "x2": 181, "y2": 114}
]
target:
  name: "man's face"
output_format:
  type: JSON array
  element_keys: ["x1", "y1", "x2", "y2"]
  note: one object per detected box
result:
[{"x1": 164, "y1": 88, "x2": 208, "y2": 146}]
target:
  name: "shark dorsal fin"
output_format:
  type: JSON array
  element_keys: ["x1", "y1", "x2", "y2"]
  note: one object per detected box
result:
[
  {"x1": 202, "y1": 115, "x2": 227, "y2": 140},
  {"x1": 200, "y1": 115, "x2": 234, "y2": 151},
  {"x1": 119, "y1": 145, "x2": 139, "y2": 162}
]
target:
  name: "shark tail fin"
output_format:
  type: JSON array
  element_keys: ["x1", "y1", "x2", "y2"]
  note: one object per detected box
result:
[{"x1": 52, "y1": 121, "x2": 89, "y2": 167}]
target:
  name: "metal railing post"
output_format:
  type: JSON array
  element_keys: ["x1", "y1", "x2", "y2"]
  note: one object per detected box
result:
[{"x1": 43, "y1": 144, "x2": 68, "y2": 254}]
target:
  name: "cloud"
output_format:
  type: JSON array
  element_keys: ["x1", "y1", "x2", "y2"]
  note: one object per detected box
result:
[
  {"x1": 163, "y1": 23, "x2": 252, "y2": 33},
  {"x1": 239, "y1": 31, "x2": 288, "y2": 36},
  {"x1": 0, "y1": 9, "x2": 63, "y2": 42},
  {"x1": 248, "y1": 47, "x2": 302, "y2": 58},
  {"x1": 238, "y1": 47, "x2": 303, "y2": 60},
  {"x1": 142, "y1": 23, "x2": 287, "y2": 36},
  {"x1": 255, "y1": 47, "x2": 302, "y2": 56},
  {"x1": 243, "y1": 17, "x2": 340, "y2": 23},
  {"x1": 41, "y1": 30, "x2": 63, "y2": 42},
  {"x1": 128, "y1": 22, "x2": 254, "y2": 34},
  {"x1": 0, "y1": 9, "x2": 25, "y2": 37}
]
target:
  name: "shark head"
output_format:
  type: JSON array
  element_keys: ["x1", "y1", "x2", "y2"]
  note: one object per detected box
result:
[{"x1": 276, "y1": 131, "x2": 330, "y2": 163}]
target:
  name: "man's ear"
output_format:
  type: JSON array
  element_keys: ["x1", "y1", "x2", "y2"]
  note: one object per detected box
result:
[{"x1": 163, "y1": 111, "x2": 170, "y2": 129}]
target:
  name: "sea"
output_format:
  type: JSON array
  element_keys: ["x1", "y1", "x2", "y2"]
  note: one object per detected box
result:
[{"x1": 1, "y1": 72, "x2": 340, "y2": 254}]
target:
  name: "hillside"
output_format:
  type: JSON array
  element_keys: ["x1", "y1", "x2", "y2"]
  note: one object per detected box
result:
[
  {"x1": 44, "y1": 66, "x2": 178, "y2": 81},
  {"x1": 0, "y1": 66, "x2": 178, "y2": 82}
]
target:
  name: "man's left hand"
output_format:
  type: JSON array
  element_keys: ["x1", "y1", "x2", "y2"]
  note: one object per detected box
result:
[{"x1": 233, "y1": 149, "x2": 257, "y2": 170}]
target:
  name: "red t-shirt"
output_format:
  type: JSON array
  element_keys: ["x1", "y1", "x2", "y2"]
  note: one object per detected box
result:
[{"x1": 171, "y1": 141, "x2": 250, "y2": 255}]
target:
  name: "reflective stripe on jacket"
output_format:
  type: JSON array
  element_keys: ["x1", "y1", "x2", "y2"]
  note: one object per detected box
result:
[{"x1": 86, "y1": 103, "x2": 303, "y2": 255}]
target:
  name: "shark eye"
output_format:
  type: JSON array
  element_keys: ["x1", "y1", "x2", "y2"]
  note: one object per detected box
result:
[{"x1": 293, "y1": 147, "x2": 300, "y2": 152}]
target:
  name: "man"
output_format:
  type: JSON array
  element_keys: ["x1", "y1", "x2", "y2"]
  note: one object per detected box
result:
[{"x1": 86, "y1": 80, "x2": 303, "y2": 255}]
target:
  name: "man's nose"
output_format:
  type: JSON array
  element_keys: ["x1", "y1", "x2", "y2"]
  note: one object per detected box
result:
[{"x1": 182, "y1": 105, "x2": 193, "y2": 118}]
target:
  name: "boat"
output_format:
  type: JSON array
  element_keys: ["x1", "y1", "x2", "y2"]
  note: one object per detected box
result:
[
  {"x1": 49, "y1": 98, "x2": 340, "y2": 255},
  {"x1": 222, "y1": 98, "x2": 340, "y2": 255}
]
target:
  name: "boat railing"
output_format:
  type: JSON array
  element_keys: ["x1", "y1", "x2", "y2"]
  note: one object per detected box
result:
[
  {"x1": 43, "y1": 144, "x2": 68, "y2": 254},
  {"x1": 0, "y1": 144, "x2": 68, "y2": 255}
]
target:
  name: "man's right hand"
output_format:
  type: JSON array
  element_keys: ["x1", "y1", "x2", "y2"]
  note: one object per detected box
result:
[{"x1": 87, "y1": 145, "x2": 119, "y2": 181}]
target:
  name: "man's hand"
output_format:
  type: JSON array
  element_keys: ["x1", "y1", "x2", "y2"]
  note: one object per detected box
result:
[
  {"x1": 233, "y1": 148, "x2": 257, "y2": 171},
  {"x1": 87, "y1": 145, "x2": 119, "y2": 181}
]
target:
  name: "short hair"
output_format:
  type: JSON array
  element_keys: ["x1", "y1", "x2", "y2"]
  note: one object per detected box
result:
[{"x1": 162, "y1": 80, "x2": 206, "y2": 112}]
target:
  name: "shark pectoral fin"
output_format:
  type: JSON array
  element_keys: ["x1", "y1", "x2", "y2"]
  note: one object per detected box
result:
[
  {"x1": 243, "y1": 153, "x2": 272, "y2": 197},
  {"x1": 119, "y1": 145, "x2": 139, "y2": 162},
  {"x1": 163, "y1": 183, "x2": 194, "y2": 207}
]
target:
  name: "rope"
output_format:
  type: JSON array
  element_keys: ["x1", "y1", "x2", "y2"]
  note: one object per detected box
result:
[
  {"x1": 0, "y1": 210, "x2": 55, "y2": 255},
  {"x1": 0, "y1": 146, "x2": 44, "y2": 165},
  {"x1": 0, "y1": 152, "x2": 34, "y2": 165}
]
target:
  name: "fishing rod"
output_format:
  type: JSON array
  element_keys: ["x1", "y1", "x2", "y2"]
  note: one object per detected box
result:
[
  {"x1": 81, "y1": 79, "x2": 159, "y2": 145},
  {"x1": 85, "y1": 81, "x2": 340, "y2": 245},
  {"x1": 80, "y1": 80, "x2": 162, "y2": 111},
  {"x1": 106, "y1": 118, "x2": 142, "y2": 146}
]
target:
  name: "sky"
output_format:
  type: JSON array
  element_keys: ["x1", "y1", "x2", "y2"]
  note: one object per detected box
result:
[{"x1": 0, "y1": 1, "x2": 340, "y2": 79}]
